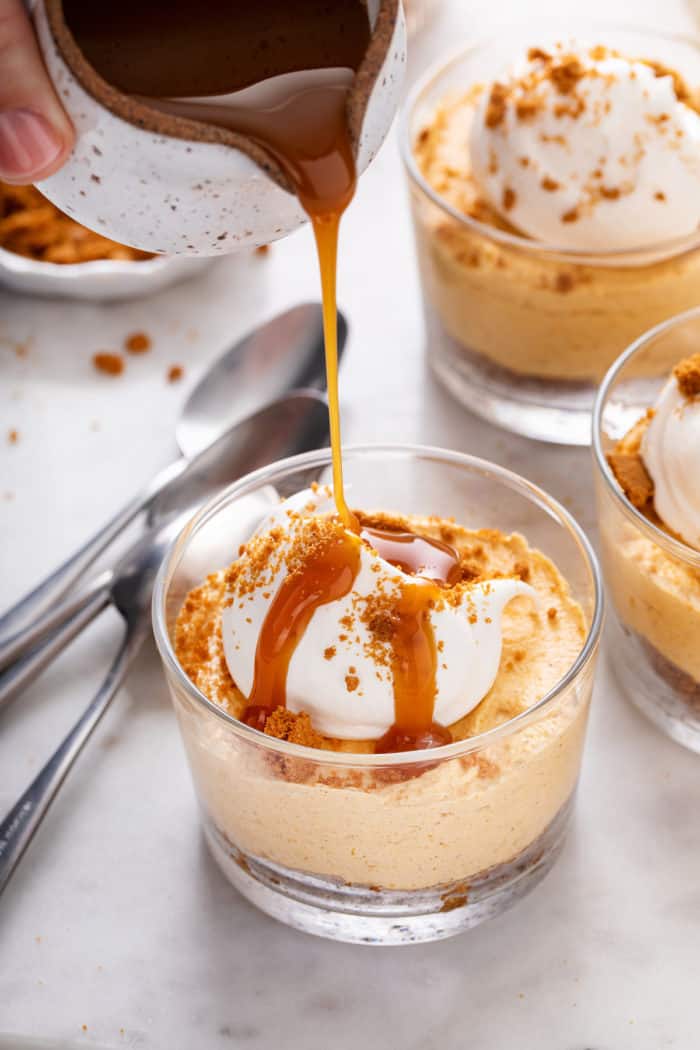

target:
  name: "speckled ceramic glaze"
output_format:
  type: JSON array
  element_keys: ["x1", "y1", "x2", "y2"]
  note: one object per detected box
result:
[{"x1": 31, "y1": 0, "x2": 406, "y2": 256}]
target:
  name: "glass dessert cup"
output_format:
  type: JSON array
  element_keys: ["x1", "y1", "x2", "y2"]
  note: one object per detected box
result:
[
  {"x1": 593, "y1": 308, "x2": 700, "y2": 753},
  {"x1": 400, "y1": 24, "x2": 700, "y2": 446},
  {"x1": 153, "y1": 445, "x2": 603, "y2": 944}
]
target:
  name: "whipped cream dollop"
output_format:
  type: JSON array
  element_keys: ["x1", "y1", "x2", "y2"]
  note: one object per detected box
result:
[
  {"x1": 221, "y1": 488, "x2": 536, "y2": 739},
  {"x1": 641, "y1": 363, "x2": 700, "y2": 550},
  {"x1": 470, "y1": 43, "x2": 700, "y2": 251}
]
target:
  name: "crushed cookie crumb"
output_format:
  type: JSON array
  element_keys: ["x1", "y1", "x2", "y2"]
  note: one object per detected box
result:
[
  {"x1": 514, "y1": 561, "x2": 531, "y2": 582},
  {"x1": 561, "y1": 207, "x2": 580, "y2": 224},
  {"x1": 255, "y1": 244, "x2": 270, "y2": 255},
  {"x1": 92, "y1": 352, "x2": 124, "y2": 376},
  {"x1": 124, "y1": 331, "x2": 151, "y2": 354},
  {"x1": 516, "y1": 98, "x2": 540, "y2": 122},
  {"x1": 654, "y1": 190, "x2": 666, "y2": 202},
  {"x1": 541, "y1": 176, "x2": 560, "y2": 191},
  {"x1": 263, "y1": 707, "x2": 324, "y2": 748},
  {"x1": 547, "y1": 607, "x2": 558, "y2": 621},
  {"x1": 345, "y1": 674, "x2": 359, "y2": 693},
  {"x1": 324, "y1": 646, "x2": 336, "y2": 660},
  {"x1": 555, "y1": 272, "x2": 574, "y2": 293},
  {"x1": 674, "y1": 353, "x2": 700, "y2": 399},
  {"x1": 485, "y1": 82, "x2": 508, "y2": 128},
  {"x1": 550, "y1": 56, "x2": 585, "y2": 95},
  {"x1": 167, "y1": 364, "x2": 184, "y2": 383},
  {"x1": 7, "y1": 428, "x2": 18, "y2": 445},
  {"x1": 528, "y1": 47, "x2": 551, "y2": 63},
  {"x1": 600, "y1": 186, "x2": 621, "y2": 200},
  {"x1": 502, "y1": 187, "x2": 516, "y2": 211},
  {"x1": 644, "y1": 60, "x2": 691, "y2": 105},
  {"x1": 607, "y1": 450, "x2": 654, "y2": 510}
]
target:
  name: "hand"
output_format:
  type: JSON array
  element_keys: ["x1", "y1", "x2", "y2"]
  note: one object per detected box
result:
[{"x1": 0, "y1": 0, "x2": 74, "y2": 183}]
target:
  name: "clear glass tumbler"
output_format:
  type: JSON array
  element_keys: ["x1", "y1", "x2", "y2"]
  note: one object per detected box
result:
[
  {"x1": 400, "y1": 24, "x2": 700, "y2": 445},
  {"x1": 593, "y1": 308, "x2": 700, "y2": 753},
  {"x1": 153, "y1": 446, "x2": 602, "y2": 944}
]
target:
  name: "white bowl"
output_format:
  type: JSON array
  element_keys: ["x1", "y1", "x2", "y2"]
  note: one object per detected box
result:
[{"x1": 0, "y1": 246, "x2": 213, "y2": 301}]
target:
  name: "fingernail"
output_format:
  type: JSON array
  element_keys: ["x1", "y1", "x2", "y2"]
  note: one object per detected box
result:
[{"x1": 0, "y1": 110, "x2": 63, "y2": 179}]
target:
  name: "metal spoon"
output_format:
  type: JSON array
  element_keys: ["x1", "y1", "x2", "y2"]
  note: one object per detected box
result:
[
  {"x1": 0, "y1": 380, "x2": 335, "y2": 890},
  {"x1": 178, "y1": 301, "x2": 346, "y2": 457},
  {"x1": 0, "y1": 303, "x2": 346, "y2": 655},
  {"x1": 0, "y1": 513, "x2": 186, "y2": 895},
  {"x1": 0, "y1": 389, "x2": 330, "y2": 711}
]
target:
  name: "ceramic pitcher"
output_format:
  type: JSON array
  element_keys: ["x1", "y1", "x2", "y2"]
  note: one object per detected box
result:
[{"x1": 28, "y1": 0, "x2": 406, "y2": 255}]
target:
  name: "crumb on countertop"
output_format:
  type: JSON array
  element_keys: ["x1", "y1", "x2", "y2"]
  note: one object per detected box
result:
[
  {"x1": 93, "y1": 352, "x2": 124, "y2": 377},
  {"x1": 124, "y1": 331, "x2": 151, "y2": 354}
]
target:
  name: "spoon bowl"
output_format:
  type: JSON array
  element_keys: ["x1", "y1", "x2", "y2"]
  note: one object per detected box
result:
[{"x1": 177, "y1": 302, "x2": 347, "y2": 457}]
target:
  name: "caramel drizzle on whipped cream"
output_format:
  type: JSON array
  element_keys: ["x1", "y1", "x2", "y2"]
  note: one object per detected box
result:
[{"x1": 241, "y1": 513, "x2": 462, "y2": 752}]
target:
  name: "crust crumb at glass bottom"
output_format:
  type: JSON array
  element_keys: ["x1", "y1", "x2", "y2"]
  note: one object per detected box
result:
[
  {"x1": 202, "y1": 794, "x2": 574, "y2": 945},
  {"x1": 608, "y1": 613, "x2": 700, "y2": 753}
]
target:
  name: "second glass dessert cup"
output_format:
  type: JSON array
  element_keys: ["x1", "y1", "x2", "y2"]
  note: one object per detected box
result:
[
  {"x1": 153, "y1": 446, "x2": 603, "y2": 944},
  {"x1": 400, "y1": 24, "x2": 700, "y2": 445},
  {"x1": 593, "y1": 308, "x2": 700, "y2": 752}
]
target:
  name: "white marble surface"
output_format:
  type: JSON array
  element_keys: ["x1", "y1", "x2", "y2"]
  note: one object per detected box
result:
[{"x1": 2, "y1": 2, "x2": 700, "y2": 1047}]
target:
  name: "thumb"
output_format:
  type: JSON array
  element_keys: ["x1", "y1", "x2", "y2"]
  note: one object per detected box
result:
[{"x1": 0, "y1": 0, "x2": 74, "y2": 183}]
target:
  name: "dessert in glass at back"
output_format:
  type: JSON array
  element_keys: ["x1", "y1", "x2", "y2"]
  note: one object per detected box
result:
[{"x1": 404, "y1": 27, "x2": 700, "y2": 442}]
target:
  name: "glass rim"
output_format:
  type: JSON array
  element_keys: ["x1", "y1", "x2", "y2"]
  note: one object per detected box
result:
[
  {"x1": 152, "y1": 443, "x2": 604, "y2": 767},
  {"x1": 398, "y1": 21, "x2": 700, "y2": 263},
  {"x1": 592, "y1": 305, "x2": 700, "y2": 570}
]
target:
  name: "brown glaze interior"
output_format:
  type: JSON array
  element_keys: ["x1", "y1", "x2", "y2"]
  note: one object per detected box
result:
[{"x1": 44, "y1": 0, "x2": 399, "y2": 193}]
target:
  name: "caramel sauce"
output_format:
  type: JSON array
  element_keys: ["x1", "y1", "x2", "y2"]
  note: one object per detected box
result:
[
  {"x1": 361, "y1": 526, "x2": 462, "y2": 585},
  {"x1": 374, "y1": 581, "x2": 453, "y2": 754},
  {"x1": 365, "y1": 530, "x2": 459, "y2": 752},
  {"x1": 68, "y1": 0, "x2": 459, "y2": 751},
  {"x1": 243, "y1": 531, "x2": 361, "y2": 729}
]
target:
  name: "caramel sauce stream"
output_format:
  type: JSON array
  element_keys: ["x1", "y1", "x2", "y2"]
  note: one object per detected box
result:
[{"x1": 68, "y1": 0, "x2": 464, "y2": 750}]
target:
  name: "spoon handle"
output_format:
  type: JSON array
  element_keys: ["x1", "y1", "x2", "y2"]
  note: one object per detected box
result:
[
  {"x1": 0, "y1": 569, "x2": 113, "y2": 673},
  {"x1": 0, "y1": 456, "x2": 186, "y2": 655},
  {"x1": 0, "y1": 580, "x2": 112, "y2": 715},
  {"x1": 0, "y1": 622, "x2": 143, "y2": 897}
]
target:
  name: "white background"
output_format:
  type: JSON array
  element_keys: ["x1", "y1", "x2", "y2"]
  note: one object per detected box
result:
[{"x1": 2, "y1": 1, "x2": 700, "y2": 1047}]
